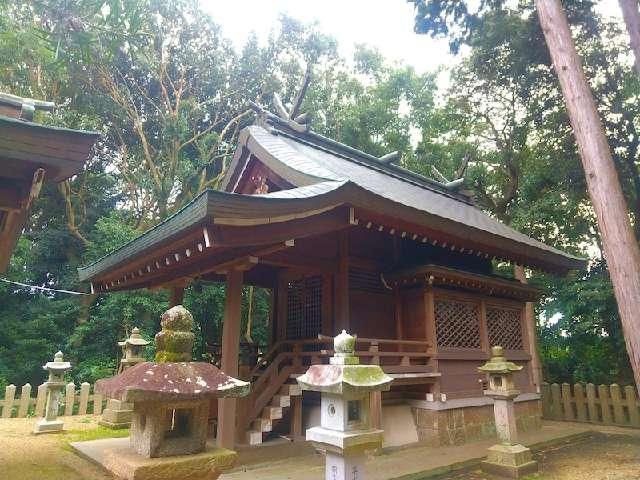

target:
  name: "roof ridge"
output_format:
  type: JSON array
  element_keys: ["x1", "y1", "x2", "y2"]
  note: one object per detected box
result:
[{"x1": 261, "y1": 116, "x2": 475, "y2": 206}]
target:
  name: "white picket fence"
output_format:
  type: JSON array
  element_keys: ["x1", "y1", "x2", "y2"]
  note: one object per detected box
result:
[{"x1": 0, "y1": 382, "x2": 104, "y2": 418}]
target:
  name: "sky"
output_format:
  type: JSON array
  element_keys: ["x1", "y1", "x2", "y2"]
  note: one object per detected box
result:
[{"x1": 201, "y1": 0, "x2": 625, "y2": 74}]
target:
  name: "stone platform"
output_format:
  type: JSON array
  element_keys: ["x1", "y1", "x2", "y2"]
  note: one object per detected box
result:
[
  {"x1": 221, "y1": 421, "x2": 611, "y2": 480},
  {"x1": 71, "y1": 437, "x2": 236, "y2": 480}
]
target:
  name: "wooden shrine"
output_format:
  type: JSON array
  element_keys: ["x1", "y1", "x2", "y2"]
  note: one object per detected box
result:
[{"x1": 79, "y1": 104, "x2": 584, "y2": 450}]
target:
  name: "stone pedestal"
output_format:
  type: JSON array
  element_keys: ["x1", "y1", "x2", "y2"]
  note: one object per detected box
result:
[
  {"x1": 74, "y1": 306, "x2": 250, "y2": 480},
  {"x1": 34, "y1": 389, "x2": 64, "y2": 434},
  {"x1": 298, "y1": 330, "x2": 392, "y2": 480},
  {"x1": 34, "y1": 418, "x2": 64, "y2": 434},
  {"x1": 100, "y1": 399, "x2": 134, "y2": 429},
  {"x1": 481, "y1": 444, "x2": 539, "y2": 479},
  {"x1": 478, "y1": 346, "x2": 538, "y2": 479},
  {"x1": 34, "y1": 352, "x2": 71, "y2": 435},
  {"x1": 326, "y1": 451, "x2": 366, "y2": 480},
  {"x1": 71, "y1": 437, "x2": 236, "y2": 480}
]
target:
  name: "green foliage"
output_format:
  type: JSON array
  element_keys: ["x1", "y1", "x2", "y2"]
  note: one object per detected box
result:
[
  {"x1": 0, "y1": 0, "x2": 635, "y2": 390},
  {"x1": 536, "y1": 262, "x2": 633, "y2": 385}
]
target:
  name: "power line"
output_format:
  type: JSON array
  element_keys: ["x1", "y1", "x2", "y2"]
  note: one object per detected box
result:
[{"x1": 0, "y1": 278, "x2": 92, "y2": 296}]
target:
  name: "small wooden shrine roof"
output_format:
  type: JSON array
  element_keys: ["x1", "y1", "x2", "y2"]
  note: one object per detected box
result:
[
  {"x1": 0, "y1": 114, "x2": 98, "y2": 183},
  {"x1": 384, "y1": 265, "x2": 543, "y2": 302},
  {"x1": 0, "y1": 95, "x2": 98, "y2": 272},
  {"x1": 79, "y1": 113, "x2": 585, "y2": 291}
]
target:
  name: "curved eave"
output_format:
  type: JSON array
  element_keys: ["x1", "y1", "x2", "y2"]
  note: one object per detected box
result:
[
  {"x1": 385, "y1": 265, "x2": 544, "y2": 302},
  {"x1": 77, "y1": 181, "x2": 349, "y2": 283},
  {"x1": 0, "y1": 115, "x2": 98, "y2": 182},
  {"x1": 78, "y1": 181, "x2": 585, "y2": 288}
]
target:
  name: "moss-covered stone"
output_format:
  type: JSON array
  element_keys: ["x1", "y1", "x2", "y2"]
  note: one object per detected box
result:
[
  {"x1": 154, "y1": 305, "x2": 195, "y2": 363},
  {"x1": 160, "y1": 305, "x2": 194, "y2": 331},
  {"x1": 154, "y1": 351, "x2": 192, "y2": 363}
]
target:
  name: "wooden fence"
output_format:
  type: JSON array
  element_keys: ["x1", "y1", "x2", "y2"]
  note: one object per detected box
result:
[
  {"x1": 0, "y1": 382, "x2": 105, "y2": 419},
  {"x1": 541, "y1": 382, "x2": 640, "y2": 428}
]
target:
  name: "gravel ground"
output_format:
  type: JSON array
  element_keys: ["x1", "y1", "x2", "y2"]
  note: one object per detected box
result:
[
  {"x1": 0, "y1": 416, "x2": 120, "y2": 480},
  {"x1": 0, "y1": 417, "x2": 638, "y2": 480},
  {"x1": 440, "y1": 434, "x2": 640, "y2": 480}
]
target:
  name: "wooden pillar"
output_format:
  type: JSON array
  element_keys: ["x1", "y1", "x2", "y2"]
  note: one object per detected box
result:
[
  {"x1": 168, "y1": 282, "x2": 187, "y2": 307},
  {"x1": 479, "y1": 300, "x2": 489, "y2": 352},
  {"x1": 321, "y1": 273, "x2": 333, "y2": 335},
  {"x1": 276, "y1": 273, "x2": 288, "y2": 341},
  {"x1": 394, "y1": 288, "x2": 403, "y2": 341},
  {"x1": 514, "y1": 266, "x2": 543, "y2": 390},
  {"x1": 370, "y1": 391, "x2": 382, "y2": 429},
  {"x1": 424, "y1": 288, "x2": 436, "y2": 348},
  {"x1": 290, "y1": 395, "x2": 303, "y2": 438},
  {"x1": 334, "y1": 231, "x2": 350, "y2": 332},
  {"x1": 217, "y1": 269, "x2": 243, "y2": 449},
  {"x1": 424, "y1": 287, "x2": 439, "y2": 398}
]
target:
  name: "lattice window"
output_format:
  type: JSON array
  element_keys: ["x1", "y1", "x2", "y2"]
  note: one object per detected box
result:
[
  {"x1": 286, "y1": 276, "x2": 322, "y2": 340},
  {"x1": 487, "y1": 305, "x2": 523, "y2": 350},
  {"x1": 435, "y1": 299, "x2": 481, "y2": 349},
  {"x1": 349, "y1": 267, "x2": 386, "y2": 294}
]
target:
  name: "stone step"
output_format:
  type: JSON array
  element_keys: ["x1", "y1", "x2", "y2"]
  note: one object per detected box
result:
[
  {"x1": 271, "y1": 395, "x2": 291, "y2": 408},
  {"x1": 262, "y1": 406, "x2": 282, "y2": 420},
  {"x1": 246, "y1": 429, "x2": 263, "y2": 446},
  {"x1": 280, "y1": 383, "x2": 302, "y2": 397},
  {"x1": 252, "y1": 417, "x2": 272, "y2": 432}
]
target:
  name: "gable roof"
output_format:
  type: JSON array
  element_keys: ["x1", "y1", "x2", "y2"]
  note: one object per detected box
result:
[
  {"x1": 223, "y1": 115, "x2": 585, "y2": 271},
  {"x1": 78, "y1": 113, "x2": 585, "y2": 288}
]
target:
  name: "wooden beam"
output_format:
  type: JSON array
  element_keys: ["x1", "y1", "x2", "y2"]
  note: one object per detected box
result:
[
  {"x1": 217, "y1": 269, "x2": 244, "y2": 449},
  {"x1": 101, "y1": 241, "x2": 293, "y2": 292},
  {"x1": 0, "y1": 168, "x2": 44, "y2": 274},
  {"x1": 209, "y1": 206, "x2": 352, "y2": 247},
  {"x1": 0, "y1": 180, "x2": 27, "y2": 211},
  {"x1": 258, "y1": 255, "x2": 338, "y2": 274}
]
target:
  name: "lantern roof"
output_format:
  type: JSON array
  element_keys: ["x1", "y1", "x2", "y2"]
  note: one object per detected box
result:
[
  {"x1": 95, "y1": 361, "x2": 249, "y2": 403},
  {"x1": 297, "y1": 330, "x2": 392, "y2": 395},
  {"x1": 120, "y1": 327, "x2": 150, "y2": 347},
  {"x1": 478, "y1": 346, "x2": 523, "y2": 374},
  {"x1": 43, "y1": 351, "x2": 71, "y2": 373}
]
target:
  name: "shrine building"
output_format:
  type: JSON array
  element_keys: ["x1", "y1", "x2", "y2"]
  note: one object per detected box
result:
[{"x1": 78, "y1": 106, "x2": 584, "y2": 450}]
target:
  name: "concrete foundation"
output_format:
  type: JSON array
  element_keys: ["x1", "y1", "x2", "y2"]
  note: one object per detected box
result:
[
  {"x1": 411, "y1": 399, "x2": 542, "y2": 447},
  {"x1": 71, "y1": 437, "x2": 237, "y2": 480}
]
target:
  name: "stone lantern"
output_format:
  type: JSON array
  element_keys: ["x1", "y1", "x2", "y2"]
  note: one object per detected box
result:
[
  {"x1": 478, "y1": 346, "x2": 538, "y2": 479},
  {"x1": 73, "y1": 306, "x2": 250, "y2": 480},
  {"x1": 118, "y1": 327, "x2": 150, "y2": 373},
  {"x1": 34, "y1": 351, "x2": 71, "y2": 434},
  {"x1": 297, "y1": 330, "x2": 392, "y2": 480},
  {"x1": 101, "y1": 327, "x2": 150, "y2": 429}
]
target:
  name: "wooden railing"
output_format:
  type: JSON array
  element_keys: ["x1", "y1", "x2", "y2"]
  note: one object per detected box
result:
[
  {"x1": 249, "y1": 336, "x2": 433, "y2": 379},
  {"x1": 242, "y1": 336, "x2": 433, "y2": 430},
  {"x1": 0, "y1": 382, "x2": 105, "y2": 419},
  {"x1": 541, "y1": 382, "x2": 640, "y2": 428}
]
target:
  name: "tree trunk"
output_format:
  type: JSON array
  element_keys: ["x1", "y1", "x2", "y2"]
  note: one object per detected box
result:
[
  {"x1": 619, "y1": 0, "x2": 640, "y2": 76},
  {"x1": 536, "y1": 0, "x2": 640, "y2": 391}
]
